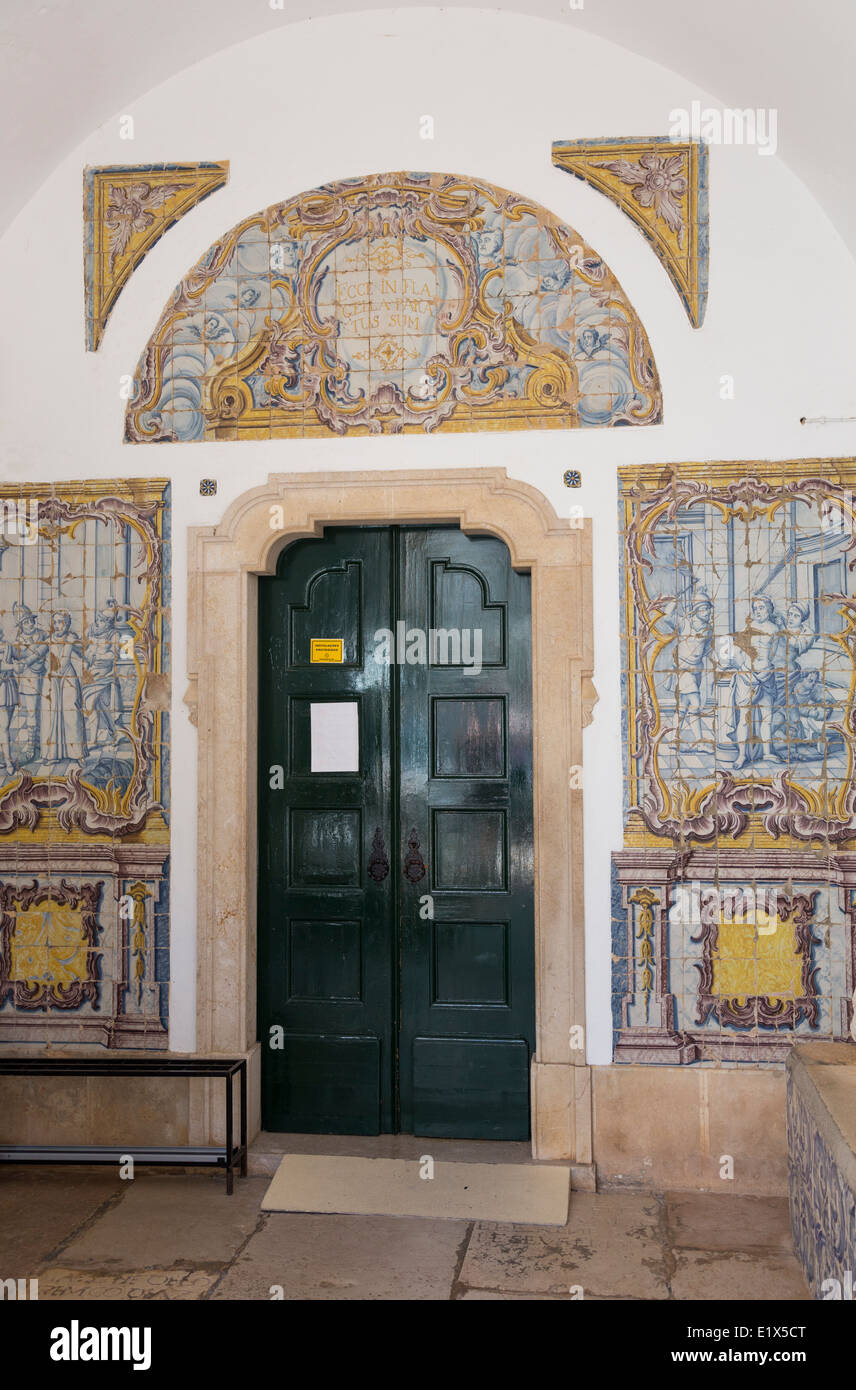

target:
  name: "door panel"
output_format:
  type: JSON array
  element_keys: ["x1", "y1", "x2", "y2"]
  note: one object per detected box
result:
[
  {"x1": 411, "y1": 1037, "x2": 530, "y2": 1139},
  {"x1": 398, "y1": 528, "x2": 535, "y2": 1140},
  {"x1": 258, "y1": 525, "x2": 534, "y2": 1139},
  {"x1": 258, "y1": 528, "x2": 394, "y2": 1134}
]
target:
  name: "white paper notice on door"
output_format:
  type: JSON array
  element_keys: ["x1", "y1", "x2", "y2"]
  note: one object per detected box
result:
[{"x1": 310, "y1": 701, "x2": 359, "y2": 772}]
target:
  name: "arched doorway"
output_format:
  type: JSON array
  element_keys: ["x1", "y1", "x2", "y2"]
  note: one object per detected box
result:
[{"x1": 185, "y1": 468, "x2": 596, "y2": 1163}]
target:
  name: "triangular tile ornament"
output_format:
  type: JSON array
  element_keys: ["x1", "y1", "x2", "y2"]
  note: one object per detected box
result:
[
  {"x1": 84, "y1": 161, "x2": 229, "y2": 350},
  {"x1": 552, "y1": 138, "x2": 708, "y2": 328}
]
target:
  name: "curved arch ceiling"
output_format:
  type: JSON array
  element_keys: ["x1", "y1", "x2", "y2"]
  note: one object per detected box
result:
[{"x1": 2, "y1": 1, "x2": 854, "y2": 257}]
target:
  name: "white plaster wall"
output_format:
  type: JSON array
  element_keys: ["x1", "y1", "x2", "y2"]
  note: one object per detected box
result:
[{"x1": 1, "y1": 7, "x2": 855, "y2": 1061}]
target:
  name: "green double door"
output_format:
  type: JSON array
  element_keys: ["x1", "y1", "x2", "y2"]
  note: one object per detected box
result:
[{"x1": 258, "y1": 525, "x2": 534, "y2": 1139}]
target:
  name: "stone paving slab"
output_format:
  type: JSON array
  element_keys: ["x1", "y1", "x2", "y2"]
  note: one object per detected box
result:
[
  {"x1": 670, "y1": 1250, "x2": 811, "y2": 1301},
  {"x1": 459, "y1": 1192, "x2": 669, "y2": 1300},
  {"x1": 665, "y1": 1192, "x2": 794, "y2": 1253},
  {"x1": 211, "y1": 1212, "x2": 470, "y2": 1300},
  {"x1": 54, "y1": 1175, "x2": 268, "y2": 1270},
  {"x1": 0, "y1": 1168, "x2": 122, "y2": 1268},
  {"x1": 35, "y1": 1268, "x2": 218, "y2": 1300},
  {"x1": 0, "y1": 1170, "x2": 814, "y2": 1302},
  {"x1": 458, "y1": 1289, "x2": 633, "y2": 1300}
]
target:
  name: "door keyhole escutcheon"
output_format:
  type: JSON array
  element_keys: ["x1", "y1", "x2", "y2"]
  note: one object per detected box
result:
[
  {"x1": 403, "y1": 828, "x2": 426, "y2": 883},
  {"x1": 367, "y1": 826, "x2": 390, "y2": 883}
]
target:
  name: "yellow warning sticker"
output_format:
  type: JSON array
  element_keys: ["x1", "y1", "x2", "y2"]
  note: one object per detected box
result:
[{"x1": 310, "y1": 638, "x2": 344, "y2": 664}]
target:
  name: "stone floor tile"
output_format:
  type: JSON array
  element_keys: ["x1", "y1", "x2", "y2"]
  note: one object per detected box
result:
[
  {"x1": 0, "y1": 1168, "x2": 123, "y2": 1269},
  {"x1": 54, "y1": 1175, "x2": 268, "y2": 1270},
  {"x1": 458, "y1": 1289, "x2": 573, "y2": 1300},
  {"x1": 35, "y1": 1268, "x2": 218, "y2": 1300},
  {"x1": 210, "y1": 1213, "x2": 470, "y2": 1300},
  {"x1": 670, "y1": 1250, "x2": 811, "y2": 1301},
  {"x1": 665, "y1": 1192, "x2": 794, "y2": 1252},
  {"x1": 459, "y1": 1192, "x2": 669, "y2": 1300}
]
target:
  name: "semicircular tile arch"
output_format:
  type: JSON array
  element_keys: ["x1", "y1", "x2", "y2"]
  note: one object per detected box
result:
[{"x1": 124, "y1": 170, "x2": 662, "y2": 443}]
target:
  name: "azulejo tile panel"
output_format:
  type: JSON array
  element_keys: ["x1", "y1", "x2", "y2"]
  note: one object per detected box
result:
[
  {"x1": 552, "y1": 138, "x2": 709, "y2": 328},
  {"x1": 84, "y1": 162, "x2": 229, "y2": 351},
  {"x1": 787, "y1": 1063, "x2": 856, "y2": 1298},
  {"x1": 123, "y1": 170, "x2": 662, "y2": 443},
  {"x1": 612, "y1": 460, "x2": 856, "y2": 1064},
  {"x1": 0, "y1": 481, "x2": 170, "y2": 1047}
]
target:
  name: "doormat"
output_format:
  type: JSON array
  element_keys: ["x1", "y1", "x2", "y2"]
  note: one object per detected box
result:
[{"x1": 261, "y1": 1155, "x2": 570, "y2": 1225}]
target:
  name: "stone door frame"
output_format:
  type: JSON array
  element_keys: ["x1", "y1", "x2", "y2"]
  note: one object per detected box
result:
[{"x1": 185, "y1": 468, "x2": 595, "y2": 1162}]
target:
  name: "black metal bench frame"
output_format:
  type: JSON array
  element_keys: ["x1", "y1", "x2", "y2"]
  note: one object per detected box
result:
[{"x1": 0, "y1": 1057, "x2": 248, "y2": 1194}]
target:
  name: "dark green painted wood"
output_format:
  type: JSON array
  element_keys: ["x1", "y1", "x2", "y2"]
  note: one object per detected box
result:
[
  {"x1": 258, "y1": 525, "x2": 534, "y2": 1138},
  {"x1": 258, "y1": 528, "x2": 394, "y2": 1134},
  {"x1": 398, "y1": 529, "x2": 535, "y2": 1140}
]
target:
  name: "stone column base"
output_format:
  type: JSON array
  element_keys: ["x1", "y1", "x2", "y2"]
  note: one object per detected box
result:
[{"x1": 531, "y1": 1058, "x2": 592, "y2": 1162}]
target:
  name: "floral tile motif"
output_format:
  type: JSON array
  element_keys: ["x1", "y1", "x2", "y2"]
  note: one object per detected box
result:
[
  {"x1": 611, "y1": 459, "x2": 856, "y2": 1064},
  {"x1": 0, "y1": 481, "x2": 170, "y2": 1047},
  {"x1": 552, "y1": 138, "x2": 709, "y2": 328},
  {"x1": 123, "y1": 170, "x2": 662, "y2": 443},
  {"x1": 84, "y1": 162, "x2": 229, "y2": 351}
]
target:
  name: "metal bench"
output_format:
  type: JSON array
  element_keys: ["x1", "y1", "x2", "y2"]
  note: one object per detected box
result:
[{"x1": 0, "y1": 1056, "x2": 248, "y2": 1194}]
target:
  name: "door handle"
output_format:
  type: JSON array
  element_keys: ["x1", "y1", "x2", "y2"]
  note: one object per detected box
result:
[
  {"x1": 367, "y1": 826, "x2": 390, "y2": 883},
  {"x1": 403, "y1": 827, "x2": 426, "y2": 883}
]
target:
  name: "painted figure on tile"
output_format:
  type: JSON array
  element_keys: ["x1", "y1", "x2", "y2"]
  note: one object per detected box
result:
[
  {"x1": 789, "y1": 669, "x2": 836, "y2": 756},
  {"x1": 574, "y1": 326, "x2": 610, "y2": 360},
  {"x1": 781, "y1": 601, "x2": 817, "y2": 691},
  {"x1": 0, "y1": 626, "x2": 19, "y2": 779},
  {"x1": 673, "y1": 595, "x2": 714, "y2": 743},
  {"x1": 724, "y1": 597, "x2": 783, "y2": 768},
  {"x1": 14, "y1": 602, "x2": 48, "y2": 763},
  {"x1": 43, "y1": 610, "x2": 87, "y2": 766},
  {"x1": 83, "y1": 598, "x2": 136, "y2": 746}
]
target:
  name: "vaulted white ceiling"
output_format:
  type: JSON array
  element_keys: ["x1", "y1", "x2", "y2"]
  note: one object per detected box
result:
[{"x1": 1, "y1": 0, "x2": 853, "y2": 256}]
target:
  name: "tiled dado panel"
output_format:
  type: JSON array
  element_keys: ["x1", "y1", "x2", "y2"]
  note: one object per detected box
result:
[
  {"x1": 613, "y1": 460, "x2": 856, "y2": 1064},
  {"x1": 0, "y1": 481, "x2": 170, "y2": 1047},
  {"x1": 787, "y1": 1045, "x2": 856, "y2": 1297},
  {"x1": 124, "y1": 170, "x2": 662, "y2": 443}
]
